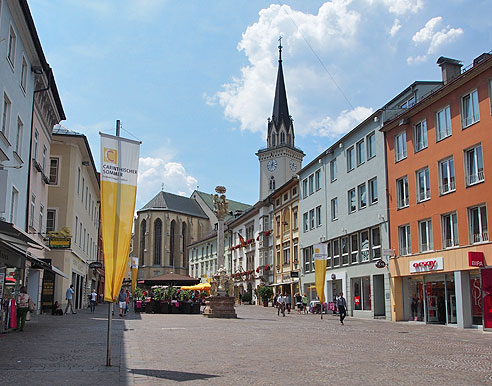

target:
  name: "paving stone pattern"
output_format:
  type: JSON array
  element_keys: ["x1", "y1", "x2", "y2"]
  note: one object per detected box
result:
[{"x1": 1, "y1": 304, "x2": 491, "y2": 385}]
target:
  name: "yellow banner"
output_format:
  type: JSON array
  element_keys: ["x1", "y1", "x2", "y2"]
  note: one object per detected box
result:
[
  {"x1": 314, "y1": 243, "x2": 328, "y2": 304},
  {"x1": 100, "y1": 133, "x2": 140, "y2": 302},
  {"x1": 131, "y1": 257, "x2": 138, "y2": 295}
]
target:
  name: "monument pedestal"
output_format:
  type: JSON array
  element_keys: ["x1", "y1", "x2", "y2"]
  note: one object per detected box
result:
[{"x1": 203, "y1": 295, "x2": 237, "y2": 319}]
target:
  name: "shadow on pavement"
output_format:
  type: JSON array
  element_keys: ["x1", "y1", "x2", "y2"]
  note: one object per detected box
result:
[{"x1": 129, "y1": 368, "x2": 219, "y2": 382}]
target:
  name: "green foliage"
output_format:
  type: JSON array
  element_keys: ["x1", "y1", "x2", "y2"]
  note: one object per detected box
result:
[
  {"x1": 164, "y1": 286, "x2": 177, "y2": 300},
  {"x1": 179, "y1": 290, "x2": 192, "y2": 301},
  {"x1": 133, "y1": 287, "x2": 144, "y2": 301},
  {"x1": 241, "y1": 292, "x2": 252, "y2": 303},
  {"x1": 258, "y1": 286, "x2": 273, "y2": 302}
]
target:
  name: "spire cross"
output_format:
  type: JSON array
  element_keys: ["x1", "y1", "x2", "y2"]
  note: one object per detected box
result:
[{"x1": 278, "y1": 36, "x2": 283, "y2": 61}]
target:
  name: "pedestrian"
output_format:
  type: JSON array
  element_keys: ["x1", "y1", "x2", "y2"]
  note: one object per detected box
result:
[
  {"x1": 64, "y1": 284, "x2": 76, "y2": 314},
  {"x1": 286, "y1": 293, "x2": 292, "y2": 313},
  {"x1": 302, "y1": 293, "x2": 308, "y2": 314},
  {"x1": 125, "y1": 290, "x2": 130, "y2": 314},
  {"x1": 295, "y1": 292, "x2": 302, "y2": 314},
  {"x1": 118, "y1": 288, "x2": 127, "y2": 317},
  {"x1": 90, "y1": 289, "x2": 97, "y2": 312},
  {"x1": 15, "y1": 286, "x2": 30, "y2": 331},
  {"x1": 337, "y1": 292, "x2": 347, "y2": 325},
  {"x1": 277, "y1": 293, "x2": 286, "y2": 317}
]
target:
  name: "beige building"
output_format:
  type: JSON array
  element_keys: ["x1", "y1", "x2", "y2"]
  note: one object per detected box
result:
[
  {"x1": 134, "y1": 191, "x2": 211, "y2": 279},
  {"x1": 272, "y1": 177, "x2": 300, "y2": 298},
  {"x1": 46, "y1": 126, "x2": 100, "y2": 310}
]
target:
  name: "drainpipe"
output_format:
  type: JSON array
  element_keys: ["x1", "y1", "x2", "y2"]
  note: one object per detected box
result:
[{"x1": 25, "y1": 68, "x2": 52, "y2": 233}]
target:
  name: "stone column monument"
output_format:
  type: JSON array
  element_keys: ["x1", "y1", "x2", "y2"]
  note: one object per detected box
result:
[{"x1": 203, "y1": 186, "x2": 237, "y2": 318}]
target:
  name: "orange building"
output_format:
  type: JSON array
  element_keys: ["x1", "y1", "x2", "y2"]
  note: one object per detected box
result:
[{"x1": 382, "y1": 53, "x2": 492, "y2": 328}]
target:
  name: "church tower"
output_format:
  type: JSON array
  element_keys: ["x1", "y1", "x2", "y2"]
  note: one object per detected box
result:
[{"x1": 257, "y1": 39, "x2": 305, "y2": 201}]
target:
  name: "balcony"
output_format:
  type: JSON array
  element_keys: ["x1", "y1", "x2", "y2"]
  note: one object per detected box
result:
[
  {"x1": 443, "y1": 238, "x2": 459, "y2": 248},
  {"x1": 440, "y1": 180, "x2": 456, "y2": 195},
  {"x1": 399, "y1": 246, "x2": 410, "y2": 256},
  {"x1": 419, "y1": 243, "x2": 432, "y2": 253},
  {"x1": 467, "y1": 171, "x2": 484, "y2": 186},
  {"x1": 397, "y1": 198, "x2": 409, "y2": 209},
  {"x1": 472, "y1": 232, "x2": 489, "y2": 244},
  {"x1": 417, "y1": 189, "x2": 430, "y2": 202}
]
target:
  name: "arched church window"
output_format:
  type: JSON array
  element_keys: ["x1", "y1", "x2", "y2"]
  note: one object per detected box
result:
[
  {"x1": 140, "y1": 219, "x2": 146, "y2": 266},
  {"x1": 280, "y1": 132, "x2": 285, "y2": 144},
  {"x1": 153, "y1": 219, "x2": 162, "y2": 265},
  {"x1": 272, "y1": 134, "x2": 276, "y2": 146},
  {"x1": 269, "y1": 176, "x2": 276, "y2": 190},
  {"x1": 170, "y1": 220, "x2": 176, "y2": 267}
]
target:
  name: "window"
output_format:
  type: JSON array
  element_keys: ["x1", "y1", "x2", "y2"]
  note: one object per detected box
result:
[
  {"x1": 309, "y1": 209, "x2": 315, "y2": 230},
  {"x1": 75, "y1": 217, "x2": 78, "y2": 245},
  {"x1": 292, "y1": 186, "x2": 297, "y2": 196},
  {"x1": 308, "y1": 174, "x2": 314, "y2": 195},
  {"x1": 369, "y1": 178, "x2": 378, "y2": 204},
  {"x1": 350, "y1": 234, "x2": 358, "y2": 263},
  {"x1": 15, "y1": 117, "x2": 22, "y2": 156},
  {"x1": 283, "y1": 192, "x2": 288, "y2": 202},
  {"x1": 371, "y1": 227, "x2": 381, "y2": 259},
  {"x1": 7, "y1": 26, "x2": 16, "y2": 67},
  {"x1": 401, "y1": 96, "x2": 415, "y2": 109},
  {"x1": 348, "y1": 189, "x2": 356, "y2": 213},
  {"x1": 330, "y1": 159, "x2": 337, "y2": 182},
  {"x1": 398, "y1": 224, "x2": 411, "y2": 255},
  {"x1": 33, "y1": 129, "x2": 39, "y2": 160},
  {"x1": 85, "y1": 187, "x2": 88, "y2": 210},
  {"x1": 269, "y1": 176, "x2": 275, "y2": 190},
  {"x1": 49, "y1": 158, "x2": 59, "y2": 185},
  {"x1": 326, "y1": 241, "x2": 331, "y2": 268},
  {"x1": 283, "y1": 243, "x2": 290, "y2": 265},
  {"x1": 154, "y1": 219, "x2": 162, "y2": 265},
  {"x1": 414, "y1": 120, "x2": 428, "y2": 152},
  {"x1": 302, "y1": 179, "x2": 308, "y2": 198},
  {"x1": 293, "y1": 242, "x2": 298, "y2": 265},
  {"x1": 303, "y1": 212, "x2": 308, "y2": 232},
  {"x1": 316, "y1": 206, "x2": 321, "y2": 227},
  {"x1": 20, "y1": 57, "x2": 28, "y2": 92},
  {"x1": 465, "y1": 144, "x2": 484, "y2": 186},
  {"x1": 360, "y1": 231, "x2": 369, "y2": 262},
  {"x1": 333, "y1": 239, "x2": 340, "y2": 267},
  {"x1": 419, "y1": 219, "x2": 433, "y2": 252},
  {"x1": 42, "y1": 146, "x2": 47, "y2": 173},
  {"x1": 436, "y1": 106, "x2": 452, "y2": 141},
  {"x1": 331, "y1": 198, "x2": 338, "y2": 221},
  {"x1": 352, "y1": 276, "x2": 371, "y2": 310},
  {"x1": 2, "y1": 93, "x2": 11, "y2": 136},
  {"x1": 441, "y1": 212, "x2": 458, "y2": 248},
  {"x1": 293, "y1": 210, "x2": 298, "y2": 229},
  {"x1": 39, "y1": 205, "x2": 44, "y2": 234},
  {"x1": 396, "y1": 176, "x2": 409, "y2": 209},
  {"x1": 347, "y1": 146, "x2": 355, "y2": 171},
  {"x1": 356, "y1": 140, "x2": 365, "y2": 166},
  {"x1": 46, "y1": 209, "x2": 56, "y2": 233},
  {"x1": 469, "y1": 204, "x2": 488, "y2": 244},
  {"x1": 77, "y1": 168, "x2": 81, "y2": 195},
  {"x1": 395, "y1": 132, "x2": 407, "y2": 162},
  {"x1": 416, "y1": 167, "x2": 430, "y2": 202},
  {"x1": 367, "y1": 132, "x2": 376, "y2": 159},
  {"x1": 303, "y1": 246, "x2": 313, "y2": 273},
  {"x1": 462, "y1": 89, "x2": 479, "y2": 127},
  {"x1": 315, "y1": 169, "x2": 321, "y2": 191},
  {"x1": 280, "y1": 131, "x2": 285, "y2": 144},
  {"x1": 10, "y1": 187, "x2": 18, "y2": 223},
  {"x1": 341, "y1": 237, "x2": 349, "y2": 265},
  {"x1": 438, "y1": 157, "x2": 455, "y2": 195},
  {"x1": 30, "y1": 194, "x2": 35, "y2": 228},
  {"x1": 358, "y1": 183, "x2": 367, "y2": 209}
]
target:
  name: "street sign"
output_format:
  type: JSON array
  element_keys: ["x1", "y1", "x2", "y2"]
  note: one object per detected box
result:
[
  {"x1": 383, "y1": 249, "x2": 395, "y2": 256},
  {"x1": 49, "y1": 237, "x2": 71, "y2": 249},
  {"x1": 375, "y1": 260, "x2": 387, "y2": 268}
]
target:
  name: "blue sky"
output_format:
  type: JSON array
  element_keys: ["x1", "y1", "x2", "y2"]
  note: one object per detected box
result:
[{"x1": 29, "y1": 0, "x2": 491, "y2": 210}]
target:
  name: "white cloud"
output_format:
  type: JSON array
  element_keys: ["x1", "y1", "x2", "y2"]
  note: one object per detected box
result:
[
  {"x1": 308, "y1": 106, "x2": 374, "y2": 138},
  {"x1": 366, "y1": 0, "x2": 423, "y2": 15},
  {"x1": 389, "y1": 19, "x2": 402, "y2": 36},
  {"x1": 408, "y1": 16, "x2": 463, "y2": 63},
  {"x1": 212, "y1": 1, "x2": 361, "y2": 135},
  {"x1": 137, "y1": 157, "x2": 198, "y2": 209}
]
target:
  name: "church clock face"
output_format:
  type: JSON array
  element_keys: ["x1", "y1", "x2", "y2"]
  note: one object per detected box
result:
[
  {"x1": 289, "y1": 160, "x2": 297, "y2": 171},
  {"x1": 267, "y1": 159, "x2": 278, "y2": 172}
]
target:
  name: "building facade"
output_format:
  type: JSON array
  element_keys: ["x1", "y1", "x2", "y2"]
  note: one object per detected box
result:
[{"x1": 383, "y1": 53, "x2": 492, "y2": 328}]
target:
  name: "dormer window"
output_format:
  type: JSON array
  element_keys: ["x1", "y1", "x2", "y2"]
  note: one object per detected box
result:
[
  {"x1": 280, "y1": 131, "x2": 285, "y2": 144},
  {"x1": 272, "y1": 134, "x2": 276, "y2": 146}
]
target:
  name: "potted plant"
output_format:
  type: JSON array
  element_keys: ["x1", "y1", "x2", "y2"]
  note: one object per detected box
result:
[
  {"x1": 241, "y1": 292, "x2": 252, "y2": 305},
  {"x1": 258, "y1": 286, "x2": 273, "y2": 307},
  {"x1": 179, "y1": 290, "x2": 192, "y2": 313}
]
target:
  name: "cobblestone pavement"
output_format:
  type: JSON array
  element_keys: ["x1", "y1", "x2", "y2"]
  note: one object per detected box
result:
[{"x1": 1, "y1": 304, "x2": 492, "y2": 386}]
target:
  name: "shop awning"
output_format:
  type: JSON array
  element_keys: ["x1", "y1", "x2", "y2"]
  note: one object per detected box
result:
[
  {"x1": 141, "y1": 273, "x2": 200, "y2": 286},
  {"x1": 29, "y1": 256, "x2": 68, "y2": 278},
  {"x1": 0, "y1": 221, "x2": 47, "y2": 250}
]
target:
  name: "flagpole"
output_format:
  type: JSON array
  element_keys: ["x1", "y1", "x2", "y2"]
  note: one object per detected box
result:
[{"x1": 106, "y1": 119, "x2": 120, "y2": 367}]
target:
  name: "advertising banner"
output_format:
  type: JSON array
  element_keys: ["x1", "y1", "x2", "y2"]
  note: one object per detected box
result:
[
  {"x1": 100, "y1": 133, "x2": 140, "y2": 302},
  {"x1": 313, "y1": 243, "x2": 327, "y2": 304},
  {"x1": 131, "y1": 257, "x2": 138, "y2": 295},
  {"x1": 481, "y1": 267, "x2": 492, "y2": 330}
]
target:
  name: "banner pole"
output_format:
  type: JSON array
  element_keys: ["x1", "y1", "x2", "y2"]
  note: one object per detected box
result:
[{"x1": 106, "y1": 302, "x2": 112, "y2": 366}]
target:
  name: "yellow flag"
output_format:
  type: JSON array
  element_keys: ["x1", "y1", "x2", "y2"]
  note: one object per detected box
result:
[
  {"x1": 313, "y1": 243, "x2": 327, "y2": 303},
  {"x1": 100, "y1": 133, "x2": 140, "y2": 302},
  {"x1": 131, "y1": 257, "x2": 138, "y2": 295}
]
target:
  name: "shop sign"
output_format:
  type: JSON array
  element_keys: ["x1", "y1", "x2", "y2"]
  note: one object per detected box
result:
[
  {"x1": 470, "y1": 278, "x2": 482, "y2": 320},
  {"x1": 409, "y1": 257, "x2": 443, "y2": 273},
  {"x1": 375, "y1": 260, "x2": 386, "y2": 268},
  {"x1": 354, "y1": 296, "x2": 360, "y2": 307},
  {"x1": 290, "y1": 271, "x2": 299, "y2": 278},
  {"x1": 468, "y1": 252, "x2": 484, "y2": 267},
  {"x1": 89, "y1": 262, "x2": 103, "y2": 269},
  {"x1": 49, "y1": 237, "x2": 71, "y2": 249},
  {"x1": 481, "y1": 268, "x2": 492, "y2": 330}
]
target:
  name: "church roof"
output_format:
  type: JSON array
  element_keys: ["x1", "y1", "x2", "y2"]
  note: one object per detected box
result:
[
  {"x1": 271, "y1": 43, "x2": 291, "y2": 132},
  {"x1": 194, "y1": 191, "x2": 252, "y2": 222},
  {"x1": 139, "y1": 191, "x2": 208, "y2": 218}
]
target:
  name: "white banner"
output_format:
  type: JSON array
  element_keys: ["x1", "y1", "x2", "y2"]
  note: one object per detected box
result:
[
  {"x1": 313, "y1": 243, "x2": 328, "y2": 260},
  {"x1": 100, "y1": 133, "x2": 140, "y2": 186},
  {"x1": 131, "y1": 257, "x2": 138, "y2": 269}
]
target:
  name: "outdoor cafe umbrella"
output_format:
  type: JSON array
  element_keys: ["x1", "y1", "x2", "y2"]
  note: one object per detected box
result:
[
  {"x1": 181, "y1": 283, "x2": 211, "y2": 291},
  {"x1": 141, "y1": 273, "x2": 200, "y2": 287}
]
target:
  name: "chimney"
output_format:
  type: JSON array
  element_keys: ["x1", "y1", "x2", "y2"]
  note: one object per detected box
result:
[
  {"x1": 473, "y1": 53, "x2": 492, "y2": 67},
  {"x1": 437, "y1": 56, "x2": 463, "y2": 85}
]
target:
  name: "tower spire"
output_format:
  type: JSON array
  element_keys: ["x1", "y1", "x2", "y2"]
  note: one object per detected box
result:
[{"x1": 271, "y1": 36, "x2": 290, "y2": 133}]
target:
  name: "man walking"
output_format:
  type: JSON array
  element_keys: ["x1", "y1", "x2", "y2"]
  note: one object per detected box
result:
[
  {"x1": 118, "y1": 288, "x2": 127, "y2": 317},
  {"x1": 337, "y1": 292, "x2": 347, "y2": 325},
  {"x1": 90, "y1": 288, "x2": 97, "y2": 312},
  {"x1": 277, "y1": 293, "x2": 286, "y2": 317},
  {"x1": 65, "y1": 284, "x2": 76, "y2": 314}
]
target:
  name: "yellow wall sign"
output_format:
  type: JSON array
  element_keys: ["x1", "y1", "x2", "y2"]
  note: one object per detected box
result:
[{"x1": 49, "y1": 238, "x2": 71, "y2": 249}]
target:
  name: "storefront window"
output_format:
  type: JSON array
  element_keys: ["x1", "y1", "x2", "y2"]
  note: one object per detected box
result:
[
  {"x1": 352, "y1": 276, "x2": 371, "y2": 310},
  {"x1": 425, "y1": 274, "x2": 455, "y2": 325},
  {"x1": 404, "y1": 277, "x2": 424, "y2": 321},
  {"x1": 470, "y1": 274, "x2": 482, "y2": 325}
]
